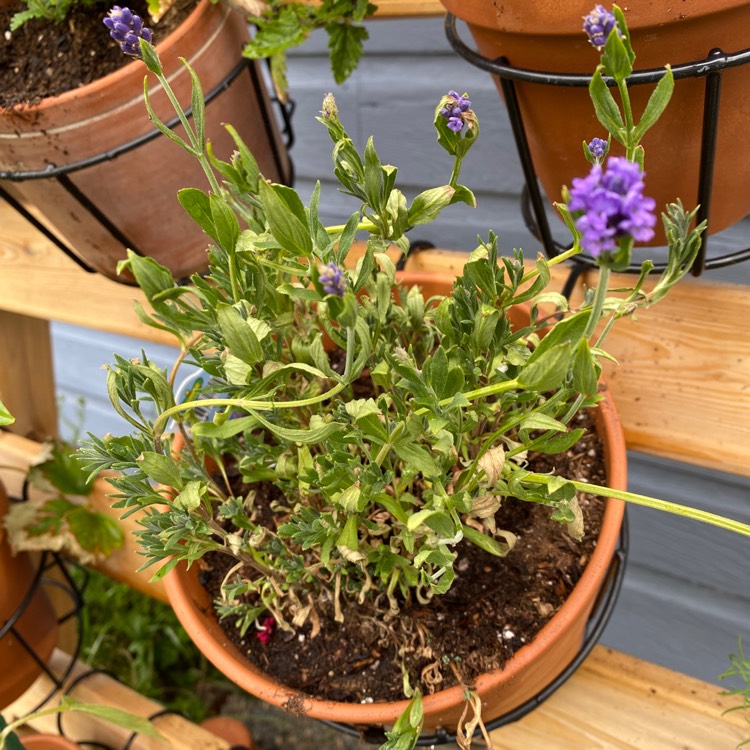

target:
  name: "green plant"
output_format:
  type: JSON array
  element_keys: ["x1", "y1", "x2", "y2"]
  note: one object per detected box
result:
[
  {"x1": 721, "y1": 638, "x2": 750, "y2": 748},
  {"x1": 79, "y1": 5, "x2": 750, "y2": 748},
  {"x1": 241, "y1": 0, "x2": 377, "y2": 101},
  {"x1": 73, "y1": 566, "x2": 238, "y2": 722},
  {"x1": 3, "y1": 437, "x2": 123, "y2": 564},
  {"x1": 0, "y1": 696, "x2": 159, "y2": 750}
]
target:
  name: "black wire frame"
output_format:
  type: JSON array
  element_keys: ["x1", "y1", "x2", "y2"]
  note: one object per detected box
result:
[
  {"x1": 0, "y1": 57, "x2": 296, "y2": 278},
  {"x1": 444, "y1": 13, "x2": 750, "y2": 277},
  {"x1": 320, "y1": 511, "x2": 629, "y2": 747},
  {"x1": 0, "y1": 551, "x2": 87, "y2": 714}
]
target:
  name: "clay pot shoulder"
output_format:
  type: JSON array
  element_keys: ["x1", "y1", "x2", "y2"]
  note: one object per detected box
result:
[
  {"x1": 0, "y1": 0, "x2": 290, "y2": 281},
  {"x1": 440, "y1": 0, "x2": 750, "y2": 241}
]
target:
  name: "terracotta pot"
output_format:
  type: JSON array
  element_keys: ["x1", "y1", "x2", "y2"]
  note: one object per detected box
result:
[
  {"x1": 0, "y1": 0, "x2": 291, "y2": 281},
  {"x1": 22, "y1": 736, "x2": 79, "y2": 750},
  {"x1": 0, "y1": 482, "x2": 59, "y2": 710},
  {"x1": 440, "y1": 0, "x2": 750, "y2": 242},
  {"x1": 161, "y1": 272, "x2": 626, "y2": 732}
]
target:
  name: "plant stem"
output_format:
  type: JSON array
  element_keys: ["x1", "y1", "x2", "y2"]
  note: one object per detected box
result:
[
  {"x1": 152, "y1": 382, "x2": 348, "y2": 439},
  {"x1": 584, "y1": 264, "x2": 611, "y2": 339},
  {"x1": 524, "y1": 474, "x2": 750, "y2": 538}
]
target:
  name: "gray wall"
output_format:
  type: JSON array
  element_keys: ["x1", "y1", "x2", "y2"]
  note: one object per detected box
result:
[{"x1": 52, "y1": 14, "x2": 750, "y2": 687}]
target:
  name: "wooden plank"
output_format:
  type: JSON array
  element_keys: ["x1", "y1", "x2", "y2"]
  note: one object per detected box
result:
[
  {"x1": 0, "y1": 207, "x2": 173, "y2": 346},
  {"x1": 371, "y1": 0, "x2": 445, "y2": 16},
  {"x1": 4, "y1": 649, "x2": 231, "y2": 749},
  {"x1": 1, "y1": 202, "x2": 748, "y2": 473},
  {"x1": 489, "y1": 646, "x2": 748, "y2": 749},
  {"x1": 0, "y1": 311, "x2": 58, "y2": 441},
  {"x1": 296, "y1": 0, "x2": 445, "y2": 17}
]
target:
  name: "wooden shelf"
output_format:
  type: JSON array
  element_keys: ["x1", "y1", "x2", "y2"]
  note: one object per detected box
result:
[
  {"x1": 1, "y1": 203, "x2": 748, "y2": 475},
  {"x1": 4, "y1": 646, "x2": 746, "y2": 749},
  {"x1": 5, "y1": 649, "x2": 231, "y2": 749}
]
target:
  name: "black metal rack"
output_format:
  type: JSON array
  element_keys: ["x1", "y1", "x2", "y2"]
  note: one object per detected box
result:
[
  {"x1": 0, "y1": 551, "x2": 86, "y2": 714},
  {"x1": 445, "y1": 13, "x2": 750, "y2": 277}
]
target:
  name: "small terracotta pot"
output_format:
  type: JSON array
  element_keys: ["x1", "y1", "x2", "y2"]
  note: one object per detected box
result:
[
  {"x1": 22, "y1": 735, "x2": 79, "y2": 750},
  {"x1": 0, "y1": 0, "x2": 290, "y2": 281},
  {"x1": 161, "y1": 273, "x2": 626, "y2": 732},
  {"x1": 440, "y1": 0, "x2": 750, "y2": 243},
  {"x1": 0, "y1": 482, "x2": 59, "y2": 710}
]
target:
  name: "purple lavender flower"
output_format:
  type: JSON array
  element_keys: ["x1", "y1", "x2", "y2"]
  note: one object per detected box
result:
[
  {"x1": 587, "y1": 137, "x2": 608, "y2": 160},
  {"x1": 440, "y1": 90, "x2": 472, "y2": 133},
  {"x1": 319, "y1": 263, "x2": 347, "y2": 297},
  {"x1": 583, "y1": 5, "x2": 617, "y2": 50},
  {"x1": 103, "y1": 6, "x2": 153, "y2": 58},
  {"x1": 568, "y1": 157, "x2": 656, "y2": 256}
]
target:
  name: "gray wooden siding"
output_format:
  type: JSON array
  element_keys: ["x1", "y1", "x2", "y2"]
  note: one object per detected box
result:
[{"x1": 51, "y1": 14, "x2": 749, "y2": 686}]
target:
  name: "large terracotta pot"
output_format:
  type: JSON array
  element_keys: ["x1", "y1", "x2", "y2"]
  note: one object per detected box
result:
[
  {"x1": 0, "y1": 0, "x2": 291, "y2": 281},
  {"x1": 162, "y1": 272, "x2": 626, "y2": 733},
  {"x1": 440, "y1": 0, "x2": 750, "y2": 242},
  {"x1": 0, "y1": 482, "x2": 59, "y2": 710}
]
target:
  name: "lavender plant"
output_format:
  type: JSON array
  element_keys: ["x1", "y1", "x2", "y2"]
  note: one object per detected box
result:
[{"x1": 78, "y1": 5, "x2": 750, "y2": 748}]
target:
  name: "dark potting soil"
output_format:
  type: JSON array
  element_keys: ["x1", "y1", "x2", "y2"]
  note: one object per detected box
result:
[
  {"x1": 0, "y1": 0, "x2": 196, "y2": 109},
  {"x1": 198, "y1": 409, "x2": 608, "y2": 706}
]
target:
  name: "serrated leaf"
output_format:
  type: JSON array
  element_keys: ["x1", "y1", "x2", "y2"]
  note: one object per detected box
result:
[
  {"x1": 327, "y1": 22, "x2": 369, "y2": 85},
  {"x1": 34, "y1": 439, "x2": 93, "y2": 496},
  {"x1": 67, "y1": 508, "x2": 125, "y2": 556}
]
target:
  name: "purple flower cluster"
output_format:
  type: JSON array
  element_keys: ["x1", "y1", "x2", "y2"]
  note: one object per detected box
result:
[
  {"x1": 587, "y1": 137, "x2": 608, "y2": 160},
  {"x1": 583, "y1": 5, "x2": 617, "y2": 50},
  {"x1": 319, "y1": 263, "x2": 347, "y2": 297},
  {"x1": 568, "y1": 157, "x2": 656, "y2": 256},
  {"x1": 440, "y1": 91, "x2": 472, "y2": 132},
  {"x1": 103, "y1": 6, "x2": 152, "y2": 58}
]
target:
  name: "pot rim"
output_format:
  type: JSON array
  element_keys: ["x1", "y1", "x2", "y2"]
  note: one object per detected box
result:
[{"x1": 1, "y1": 0, "x2": 223, "y2": 114}]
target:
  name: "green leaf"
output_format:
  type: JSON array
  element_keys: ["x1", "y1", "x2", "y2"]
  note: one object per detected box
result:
[
  {"x1": 174, "y1": 481, "x2": 206, "y2": 511},
  {"x1": 407, "y1": 185, "x2": 455, "y2": 226},
  {"x1": 520, "y1": 414, "x2": 567, "y2": 432},
  {"x1": 589, "y1": 70, "x2": 625, "y2": 143},
  {"x1": 258, "y1": 181, "x2": 313, "y2": 256},
  {"x1": 67, "y1": 508, "x2": 125, "y2": 557},
  {"x1": 217, "y1": 303, "x2": 263, "y2": 364},
  {"x1": 137, "y1": 452, "x2": 183, "y2": 487},
  {"x1": 336, "y1": 514, "x2": 364, "y2": 562},
  {"x1": 527, "y1": 428, "x2": 586, "y2": 455},
  {"x1": 601, "y1": 23, "x2": 633, "y2": 80},
  {"x1": 191, "y1": 416, "x2": 258, "y2": 440},
  {"x1": 251, "y1": 411, "x2": 343, "y2": 444},
  {"x1": 209, "y1": 194, "x2": 241, "y2": 252},
  {"x1": 117, "y1": 250, "x2": 175, "y2": 303},
  {"x1": 327, "y1": 22, "x2": 369, "y2": 84},
  {"x1": 393, "y1": 441, "x2": 441, "y2": 478},
  {"x1": 34, "y1": 439, "x2": 93, "y2": 496},
  {"x1": 461, "y1": 524, "x2": 515, "y2": 557},
  {"x1": 381, "y1": 691, "x2": 423, "y2": 750},
  {"x1": 633, "y1": 67, "x2": 675, "y2": 143},
  {"x1": 0, "y1": 400, "x2": 13, "y2": 426},
  {"x1": 57, "y1": 695, "x2": 160, "y2": 738},
  {"x1": 518, "y1": 343, "x2": 574, "y2": 391},
  {"x1": 572, "y1": 338, "x2": 600, "y2": 395},
  {"x1": 178, "y1": 188, "x2": 214, "y2": 236}
]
